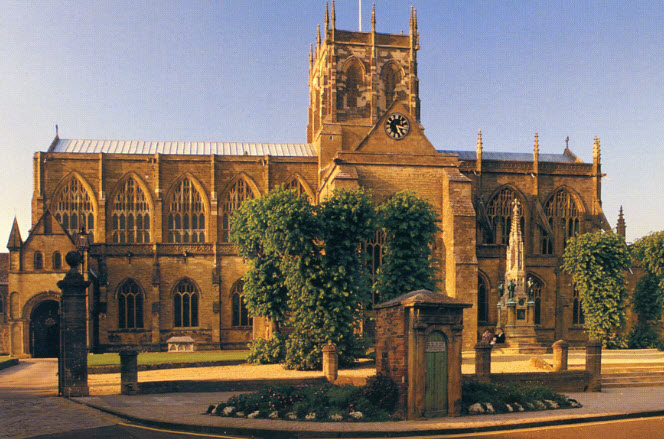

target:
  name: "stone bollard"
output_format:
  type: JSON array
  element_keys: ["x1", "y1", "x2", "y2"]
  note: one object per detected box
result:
[
  {"x1": 120, "y1": 349, "x2": 139, "y2": 395},
  {"x1": 474, "y1": 342, "x2": 492, "y2": 382},
  {"x1": 552, "y1": 340, "x2": 569, "y2": 372},
  {"x1": 322, "y1": 343, "x2": 338, "y2": 383},
  {"x1": 585, "y1": 339, "x2": 602, "y2": 392}
]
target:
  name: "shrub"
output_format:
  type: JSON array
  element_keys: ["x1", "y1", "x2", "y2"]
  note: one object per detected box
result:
[
  {"x1": 627, "y1": 325, "x2": 660, "y2": 349},
  {"x1": 247, "y1": 333, "x2": 285, "y2": 364},
  {"x1": 363, "y1": 374, "x2": 399, "y2": 412},
  {"x1": 462, "y1": 381, "x2": 577, "y2": 414}
]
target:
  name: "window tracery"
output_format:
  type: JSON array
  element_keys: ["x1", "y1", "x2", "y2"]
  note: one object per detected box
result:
[
  {"x1": 174, "y1": 279, "x2": 199, "y2": 328},
  {"x1": 544, "y1": 190, "x2": 580, "y2": 252},
  {"x1": 572, "y1": 286, "x2": 585, "y2": 325},
  {"x1": 364, "y1": 230, "x2": 385, "y2": 306},
  {"x1": 528, "y1": 276, "x2": 543, "y2": 325},
  {"x1": 484, "y1": 188, "x2": 523, "y2": 245},
  {"x1": 231, "y1": 281, "x2": 251, "y2": 327},
  {"x1": 111, "y1": 177, "x2": 151, "y2": 244},
  {"x1": 221, "y1": 178, "x2": 256, "y2": 242},
  {"x1": 381, "y1": 62, "x2": 402, "y2": 106},
  {"x1": 167, "y1": 177, "x2": 206, "y2": 243},
  {"x1": 118, "y1": 279, "x2": 144, "y2": 329},
  {"x1": 53, "y1": 177, "x2": 95, "y2": 236}
]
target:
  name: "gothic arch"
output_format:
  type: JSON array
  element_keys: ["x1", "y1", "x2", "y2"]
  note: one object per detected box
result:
[
  {"x1": 112, "y1": 277, "x2": 146, "y2": 299},
  {"x1": 164, "y1": 172, "x2": 210, "y2": 243},
  {"x1": 107, "y1": 172, "x2": 155, "y2": 243},
  {"x1": 526, "y1": 273, "x2": 545, "y2": 325},
  {"x1": 341, "y1": 56, "x2": 367, "y2": 76},
  {"x1": 172, "y1": 277, "x2": 201, "y2": 328},
  {"x1": 283, "y1": 173, "x2": 315, "y2": 201},
  {"x1": 219, "y1": 173, "x2": 261, "y2": 242},
  {"x1": 379, "y1": 60, "x2": 405, "y2": 105},
  {"x1": 50, "y1": 171, "x2": 98, "y2": 235},
  {"x1": 542, "y1": 186, "x2": 586, "y2": 253},
  {"x1": 542, "y1": 186, "x2": 587, "y2": 216},
  {"x1": 482, "y1": 185, "x2": 529, "y2": 245}
]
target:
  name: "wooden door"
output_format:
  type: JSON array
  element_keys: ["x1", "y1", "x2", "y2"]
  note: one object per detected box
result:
[{"x1": 424, "y1": 331, "x2": 448, "y2": 415}]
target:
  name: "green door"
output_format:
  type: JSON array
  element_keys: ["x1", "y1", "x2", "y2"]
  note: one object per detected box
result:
[{"x1": 425, "y1": 331, "x2": 448, "y2": 415}]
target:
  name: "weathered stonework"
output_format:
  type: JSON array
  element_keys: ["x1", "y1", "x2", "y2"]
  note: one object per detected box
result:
[{"x1": 2, "y1": 6, "x2": 613, "y2": 357}]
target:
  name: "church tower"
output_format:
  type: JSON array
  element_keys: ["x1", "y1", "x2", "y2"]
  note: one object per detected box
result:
[{"x1": 307, "y1": 3, "x2": 421, "y2": 170}]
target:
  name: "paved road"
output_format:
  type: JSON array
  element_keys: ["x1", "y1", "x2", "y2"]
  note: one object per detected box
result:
[{"x1": 0, "y1": 359, "x2": 250, "y2": 439}]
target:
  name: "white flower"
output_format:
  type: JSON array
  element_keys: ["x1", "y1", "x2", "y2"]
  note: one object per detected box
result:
[
  {"x1": 329, "y1": 413, "x2": 344, "y2": 421},
  {"x1": 468, "y1": 403, "x2": 484, "y2": 414},
  {"x1": 513, "y1": 403, "x2": 525, "y2": 412},
  {"x1": 287, "y1": 412, "x2": 298, "y2": 420},
  {"x1": 236, "y1": 412, "x2": 245, "y2": 417},
  {"x1": 248, "y1": 411, "x2": 260, "y2": 419},
  {"x1": 534, "y1": 400, "x2": 547, "y2": 410},
  {"x1": 505, "y1": 404, "x2": 513, "y2": 412},
  {"x1": 305, "y1": 412, "x2": 316, "y2": 420},
  {"x1": 484, "y1": 403, "x2": 495, "y2": 414},
  {"x1": 544, "y1": 399, "x2": 559, "y2": 409},
  {"x1": 222, "y1": 406, "x2": 235, "y2": 416},
  {"x1": 349, "y1": 410, "x2": 363, "y2": 420},
  {"x1": 268, "y1": 411, "x2": 280, "y2": 419}
]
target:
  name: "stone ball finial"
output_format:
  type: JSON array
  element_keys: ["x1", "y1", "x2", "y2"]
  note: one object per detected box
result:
[{"x1": 65, "y1": 250, "x2": 82, "y2": 269}]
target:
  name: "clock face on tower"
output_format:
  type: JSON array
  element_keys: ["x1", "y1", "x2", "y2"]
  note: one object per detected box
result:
[{"x1": 384, "y1": 113, "x2": 410, "y2": 140}]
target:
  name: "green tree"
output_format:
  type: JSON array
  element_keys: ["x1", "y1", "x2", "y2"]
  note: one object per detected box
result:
[
  {"x1": 373, "y1": 191, "x2": 439, "y2": 303},
  {"x1": 230, "y1": 186, "x2": 317, "y2": 329},
  {"x1": 285, "y1": 188, "x2": 376, "y2": 369},
  {"x1": 628, "y1": 231, "x2": 664, "y2": 348},
  {"x1": 562, "y1": 230, "x2": 631, "y2": 343}
]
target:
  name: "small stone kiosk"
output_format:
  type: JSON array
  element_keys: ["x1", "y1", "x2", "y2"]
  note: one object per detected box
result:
[{"x1": 375, "y1": 290, "x2": 471, "y2": 418}]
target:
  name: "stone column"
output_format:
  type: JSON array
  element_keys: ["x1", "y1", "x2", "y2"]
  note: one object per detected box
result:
[
  {"x1": 322, "y1": 343, "x2": 338, "y2": 383},
  {"x1": 58, "y1": 251, "x2": 91, "y2": 397},
  {"x1": 585, "y1": 339, "x2": 602, "y2": 392},
  {"x1": 120, "y1": 349, "x2": 139, "y2": 395},
  {"x1": 474, "y1": 342, "x2": 492, "y2": 382},
  {"x1": 507, "y1": 301, "x2": 516, "y2": 326},
  {"x1": 552, "y1": 340, "x2": 569, "y2": 372},
  {"x1": 527, "y1": 301, "x2": 535, "y2": 325}
]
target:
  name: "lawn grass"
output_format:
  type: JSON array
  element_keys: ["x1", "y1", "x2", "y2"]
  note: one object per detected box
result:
[{"x1": 87, "y1": 350, "x2": 248, "y2": 367}]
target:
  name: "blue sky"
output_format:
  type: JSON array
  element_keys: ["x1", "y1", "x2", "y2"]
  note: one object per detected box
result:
[{"x1": 1, "y1": 1, "x2": 662, "y2": 244}]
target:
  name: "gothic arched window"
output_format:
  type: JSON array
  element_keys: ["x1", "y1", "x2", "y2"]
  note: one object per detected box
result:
[
  {"x1": 572, "y1": 287, "x2": 585, "y2": 325},
  {"x1": 364, "y1": 230, "x2": 385, "y2": 306},
  {"x1": 544, "y1": 190, "x2": 580, "y2": 252},
  {"x1": 345, "y1": 61, "x2": 363, "y2": 109},
  {"x1": 34, "y1": 252, "x2": 43, "y2": 270},
  {"x1": 111, "y1": 177, "x2": 151, "y2": 244},
  {"x1": 285, "y1": 177, "x2": 312, "y2": 202},
  {"x1": 231, "y1": 281, "x2": 251, "y2": 327},
  {"x1": 528, "y1": 276, "x2": 543, "y2": 325},
  {"x1": 118, "y1": 279, "x2": 144, "y2": 329},
  {"x1": 167, "y1": 177, "x2": 206, "y2": 244},
  {"x1": 221, "y1": 178, "x2": 256, "y2": 243},
  {"x1": 381, "y1": 62, "x2": 402, "y2": 106},
  {"x1": 539, "y1": 225, "x2": 553, "y2": 255},
  {"x1": 173, "y1": 279, "x2": 199, "y2": 328},
  {"x1": 53, "y1": 176, "x2": 95, "y2": 236},
  {"x1": 485, "y1": 188, "x2": 523, "y2": 245},
  {"x1": 52, "y1": 251, "x2": 61, "y2": 270},
  {"x1": 477, "y1": 275, "x2": 489, "y2": 324}
]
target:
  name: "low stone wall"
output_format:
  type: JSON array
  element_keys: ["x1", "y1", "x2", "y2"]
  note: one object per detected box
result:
[
  {"x1": 89, "y1": 359, "x2": 246, "y2": 374},
  {"x1": 136, "y1": 377, "x2": 327, "y2": 394},
  {"x1": 463, "y1": 370, "x2": 591, "y2": 393}
]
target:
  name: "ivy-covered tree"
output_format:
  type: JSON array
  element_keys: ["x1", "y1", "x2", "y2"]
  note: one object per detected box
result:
[
  {"x1": 230, "y1": 187, "x2": 317, "y2": 329},
  {"x1": 562, "y1": 230, "x2": 631, "y2": 343},
  {"x1": 373, "y1": 191, "x2": 439, "y2": 303},
  {"x1": 285, "y1": 188, "x2": 376, "y2": 370},
  {"x1": 629, "y1": 231, "x2": 664, "y2": 348}
]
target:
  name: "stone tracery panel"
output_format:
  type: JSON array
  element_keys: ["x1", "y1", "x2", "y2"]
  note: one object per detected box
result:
[
  {"x1": 111, "y1": 177, "x2": 151, "y2": 244},
  {"x1": 53, "y1": 176, "x2": 95, "y2": 235},
  {"x1": 166, "y1": 177, "x2": 206, "y2": 244}
]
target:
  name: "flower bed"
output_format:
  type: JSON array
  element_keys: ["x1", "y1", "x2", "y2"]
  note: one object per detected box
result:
[
  {"x1": 462, "y1": 381, "x2": 582, "y2": 415},
  {"x1": 208, "y1": 374, "x2": 399, "y2": 422},
  {"x1": 206, "y1": 376, "x2": 582, "y2": 422}
]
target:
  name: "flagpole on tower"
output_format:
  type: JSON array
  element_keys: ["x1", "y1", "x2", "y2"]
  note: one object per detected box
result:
[{"x1": 359, "y1": 0, "x2": 362, "y2": 31}]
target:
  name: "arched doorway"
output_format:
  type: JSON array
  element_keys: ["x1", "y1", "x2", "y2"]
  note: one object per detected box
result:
[{"x1": 30, "y1": 300, "x2": 59, "y2": 358}]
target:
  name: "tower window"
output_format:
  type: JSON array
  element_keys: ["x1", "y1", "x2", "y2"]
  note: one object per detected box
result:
[{"x1": 380, "y1": 61, "x2": 402, "y2": 107}]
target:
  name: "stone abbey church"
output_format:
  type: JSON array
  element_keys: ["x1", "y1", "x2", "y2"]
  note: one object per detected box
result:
[{"x1": 0, "y1": 5, "x2": 613, "y2": 358}]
